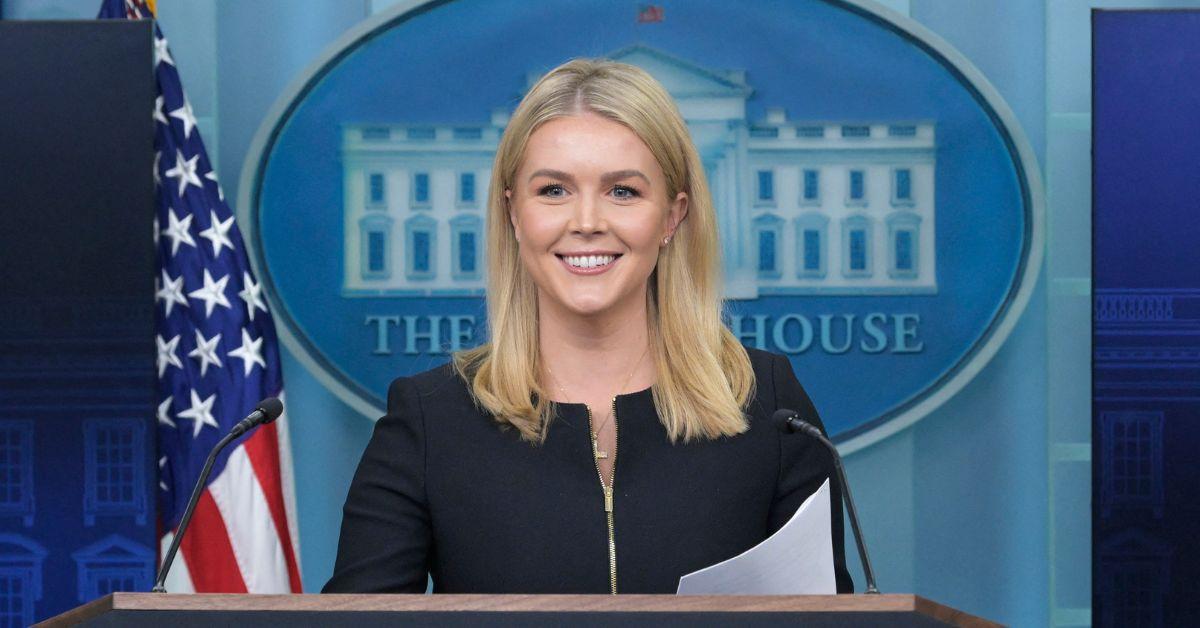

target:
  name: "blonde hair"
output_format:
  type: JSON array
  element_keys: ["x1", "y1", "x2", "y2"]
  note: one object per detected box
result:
[{"x1": 453, "y1": 58, "x2": 754, "y2": 443}]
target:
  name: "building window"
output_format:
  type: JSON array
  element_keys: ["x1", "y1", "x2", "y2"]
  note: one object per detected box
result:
[
  {"x1": 796, "y1": 126, "x2": 825, "y2": 138},
  {"x1": 458, "y1": 172, "x2": 476, "y2": 206},
  {"x1": 1098, "y1": 531, "x2": 1170, "y2": 628},
  {"x1": 842, "y1": 216, "x2": 873, "y2": 277},
  {"x1": 361, "y1": 127, "x2": 390, "y2": 141},
  {"x1": 795, "y1": 213, "x2": 829, "y2": 279},
  {"x1": 450, "y1": 214, "x2": 482, "y2": 281},
  {"x1": 801, "y1": 169, "x2": 820, "y2": 204},
  {"x1": 358, "y1": 214, "x2": 393, "y2": 280},
  {"x1": 411, "y1": 172, "x2": 430, "y2": 208},
  {"x1": 1102, "y1": 411, "x2": 1164, "y2": 517},
  {"x1": 367, "y1": 172, "x2": 386, "y2": 207},
  {"x1": 405, "y1": 214, "x2": 437, "y2": 280},
  {"x1": 83, "y1": 419, "x2": 147, "y2": 526},
  {"x1": 892, "y1": 168, "x2": 914, "y2": 205},
  {"x1": 841, "y1": 125, "x2": 871, "y2": 138},
  {"x1": 756, "y1": 170, "x2": 774, "y2": 204},
  {"x1": 886, "y1": 212, "x2": 921, "y2": 279},
  {"x1": 452, "y1": 127, "x2": 482, "y2": 140},
  {"x1": 0, "y1": 422, "x2": 33, "y2": 527},
  {"x1": 406, "y1": 127, "x2": 435, "y2": 140},
  {"x1": 0, "y1": 535, "x2": 47, "y2": 628},
  {"x1": 749, "y1": 126, "x2": 779, "y2": 138},
  {"x1": 847, "y1": 169, "x2": 867, "y2": 205},
  {"x1": 888, "y1": 124, "x2": 917, "y2": 137},
  {"x1": 368, "y1": 233, "x2": 386, "y2": 272},
  {"x1": 752, "y1": 214, "x2": 784, "y2": 279}
]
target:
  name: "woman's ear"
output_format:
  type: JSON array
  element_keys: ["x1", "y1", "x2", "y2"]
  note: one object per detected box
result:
[
  {"x1": 506, "y1": 188, "x2": 519, "y2": 241},
  {"x1": 664, "y1": 191, "x2": 689, "y2": 243}
]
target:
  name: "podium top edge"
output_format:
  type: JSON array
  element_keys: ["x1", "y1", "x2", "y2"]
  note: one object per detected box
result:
[{"x1": 40, "y1": 593, "x2": 999, "y2": 627}]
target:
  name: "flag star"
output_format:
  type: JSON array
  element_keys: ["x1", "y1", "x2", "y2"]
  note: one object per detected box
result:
[
  {"x1": 158, "y1": 457, "x2": 169, "y2": 491},
  {"x1": 160, "y1": 208, "x2": 196, "y2": 256},
  {"x1": 164, "y1": 149, "x2": 203, "y2": 197},
  {"x1": 154, "y1": 35, "x2": 174, "y2": 67},
  {"x1": 199, "y1": 210, "x2": 235, "y2": 258},
  {"x1": 157, "y1": 396, "x2": 176, "y2": 428},
  {"x1": 239, "y1": 272, "x2": 269, "y2": 321},
  {"x1": 156, "y1": 334, "x2": 183, "y2": 378},
  {"x1": 177, "y1": 389, "x2": 219, "y2": 438},
  {"x1": 153, "y1": 150, "x2": 162, "y2": 187},
  {"x1": 155, "y1": 269, "x2": 189, "y2": 316},
  {"x1": 188, "y1": 269, "x2": 232, "y2": 318},
  {"x1": 187, "y1": 329, "x2": 224, "y2": 377},
  {"x1": 204, "y1": 170, "x2": 224, "y2": 201},
  {"x1": 153, "y1": 95, "x2": 169, "y2": 125},
  {"x1": 227, "y1": 329, "x2": 266, "y2": 376},
  {"x1": 153, "y1": 215, "x2": 160, "y2": 246},
  {"x1": 169, "y1": 98, "x2": 198, "y2": 140}
]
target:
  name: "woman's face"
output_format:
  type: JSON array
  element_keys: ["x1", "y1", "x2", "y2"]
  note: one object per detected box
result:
[{"x1": 508, "y1": 113, "x2": 687, "y2": 321}]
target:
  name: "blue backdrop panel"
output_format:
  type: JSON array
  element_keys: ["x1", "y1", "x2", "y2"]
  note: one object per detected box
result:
[
  {"x1": 0, "y1": 20, "x2": 156, "y2": 624},
  {"x1": 1093, "y1": 9, "x2": 1200, "y2": 627}
]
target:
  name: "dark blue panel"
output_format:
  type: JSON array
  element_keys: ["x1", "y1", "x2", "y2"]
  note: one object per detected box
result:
[
  {"x1": 1093, "y1": 9, "x2": 1200, "y2": 627},
  {"x1": 0, "y1": 21, "x2": 156, "y2": 624}
]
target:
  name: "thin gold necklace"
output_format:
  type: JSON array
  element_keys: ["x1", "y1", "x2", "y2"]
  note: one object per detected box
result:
[{"x1": 546, "y1": 344, "x2": 648, "y2": 459}]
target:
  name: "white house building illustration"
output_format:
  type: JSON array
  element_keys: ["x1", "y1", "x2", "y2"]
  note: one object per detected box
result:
[{"x1": 342, "y1": 45, "x2": 937, "y2": 298}]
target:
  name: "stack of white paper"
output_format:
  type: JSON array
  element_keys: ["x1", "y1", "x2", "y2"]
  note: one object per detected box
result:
[{"x1": 677, "y1": 478, "x2": 835, "y2": 595}]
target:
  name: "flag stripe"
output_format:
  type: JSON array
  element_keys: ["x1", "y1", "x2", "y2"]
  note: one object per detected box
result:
[
  {"x1": 208, "y1": 444, "x2": 291, "y2": 593},
  {"x1": 179, "y1": 490, "x2": 248, "y2": 592},
  {"x1": 273, "y1": 396, "x2": 303, "y2": 571},
  {"x1": 242, "y1": 418, "x2": 304, "y2": 592},
  {"x1": 158, "y1": 530, "x2": 196, "y2": 593}
]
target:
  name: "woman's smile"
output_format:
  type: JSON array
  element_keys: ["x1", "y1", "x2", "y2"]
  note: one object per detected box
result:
[{"x1": 557, "y1": 252, "x2": 622, "y2": 274}]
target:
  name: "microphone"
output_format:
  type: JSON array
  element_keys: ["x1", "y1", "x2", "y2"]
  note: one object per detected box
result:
[
  {"x1": 772, "y1": 408, "x2": 880, "y2": 595},
  {"x1": 152, "y1": 397, "x2": 284, "y2": 593}
]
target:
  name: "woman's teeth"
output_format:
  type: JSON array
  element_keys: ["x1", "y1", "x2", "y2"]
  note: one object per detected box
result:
[{"x1": 564, "y1": 254, "x2": 616, "y2": 269}]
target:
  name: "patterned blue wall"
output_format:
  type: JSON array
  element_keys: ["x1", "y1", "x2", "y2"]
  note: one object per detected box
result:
[
  {"x1": 1093, "y1": 10, "x2": 1200, "y2": 627},
  {"x1": 0, "y1": 20, "x2": 157, "y2": 624}
]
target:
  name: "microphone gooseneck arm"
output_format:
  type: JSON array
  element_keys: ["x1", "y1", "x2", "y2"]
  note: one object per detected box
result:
[
  {"x1": 774, "y1": 409, "x2": 880, "y2": 595},
  {"x1": 152, "y1": 398, "x2": 283, "y2": 593},
  {"x1": 152, "y1": 429, "x2": 238, "y2": 593}
]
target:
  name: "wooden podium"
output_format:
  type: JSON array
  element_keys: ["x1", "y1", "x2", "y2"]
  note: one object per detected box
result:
[{"x1": 41, "y1": 593, "x2": 999, "y2": 626}]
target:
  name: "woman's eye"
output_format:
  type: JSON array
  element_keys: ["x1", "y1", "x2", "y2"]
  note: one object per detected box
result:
[
  {"x1": 612, "y1": 185, "x2": 640, "y2": 200},
  {"x1": 538, "y1": 184, "x2": 566, "y2": 198}
]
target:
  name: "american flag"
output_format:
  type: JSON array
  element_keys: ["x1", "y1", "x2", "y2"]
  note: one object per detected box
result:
[
  {"x1": 637, "y1": 4, "x2": 665, "y2": 23},
  {"x1": 99, "y1": 0, "x2": 302, "y2": 593}
]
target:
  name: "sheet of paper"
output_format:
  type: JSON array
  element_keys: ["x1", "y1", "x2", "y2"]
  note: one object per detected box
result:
[{"x1": 676, "y1": 478, "x2": 835, "y2": 595}]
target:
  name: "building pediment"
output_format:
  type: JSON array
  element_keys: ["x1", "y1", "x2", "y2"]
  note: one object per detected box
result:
[
  {"x1": 71, "y1": 534, "x2": 153, "y2": 562},
  {"x1": 606, "y1": 45, "x2": 752, "y2": 99}
]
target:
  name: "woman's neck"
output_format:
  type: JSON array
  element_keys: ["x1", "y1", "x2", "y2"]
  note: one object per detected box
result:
[{"x1": 537, "y1": 293, "x2": 656, "y2": 402}]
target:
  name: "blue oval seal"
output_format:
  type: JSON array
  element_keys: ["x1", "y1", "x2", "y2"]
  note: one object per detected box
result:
[{"x1": 239, "y1": 0, "x2": 1043, "y2": 453}]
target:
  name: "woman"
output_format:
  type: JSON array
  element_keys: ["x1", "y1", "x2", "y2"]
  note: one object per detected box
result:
[{"x1": 324, "y1": 58, "x2": 853, "y2": 594}]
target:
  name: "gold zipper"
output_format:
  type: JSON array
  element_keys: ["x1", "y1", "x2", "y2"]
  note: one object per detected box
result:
[{"x1": 587, "y1": 400, "x2": 618, "y2": 594}]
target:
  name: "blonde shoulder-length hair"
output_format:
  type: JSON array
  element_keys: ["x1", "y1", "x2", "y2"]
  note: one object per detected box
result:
[{"x1": 453, "y1": 57, "x2": 754, "y2": 443}]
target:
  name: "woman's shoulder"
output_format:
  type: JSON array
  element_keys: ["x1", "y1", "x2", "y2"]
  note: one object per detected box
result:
[
  {"x1": 740, "y1": 347, "x2": 817, "y2": 418},
  {"x1": 385, "y1": 360, "x2": 473, "y2": 412}
]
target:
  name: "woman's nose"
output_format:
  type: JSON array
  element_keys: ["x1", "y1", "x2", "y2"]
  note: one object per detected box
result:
[{"x1": 570, "y1": 193, "x2": 605, "y2": 234}]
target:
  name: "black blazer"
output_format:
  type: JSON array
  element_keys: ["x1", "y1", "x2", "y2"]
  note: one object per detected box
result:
[{"x1": 324, "y1": 347, "x2": 853, "y2": 594}]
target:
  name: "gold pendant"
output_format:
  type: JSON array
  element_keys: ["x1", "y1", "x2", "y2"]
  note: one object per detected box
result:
[{"x1": 592, "y1": 438, "x2": 609, "y2": 459}]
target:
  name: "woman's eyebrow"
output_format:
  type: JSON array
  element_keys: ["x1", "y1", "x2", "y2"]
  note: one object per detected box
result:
[
  {"x1": 601, "y1": 170, "x2": 650, "y2": 187},
  {"x1": 527, "y1": 168, "x2": 574, "y2": 184}
]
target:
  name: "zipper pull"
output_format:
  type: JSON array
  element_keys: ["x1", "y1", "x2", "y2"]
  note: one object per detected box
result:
[{"x1": 604, "y1": 487, "x2": 613, "y2": 513}]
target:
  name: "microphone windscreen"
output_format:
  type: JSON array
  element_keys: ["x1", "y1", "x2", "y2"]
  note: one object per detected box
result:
[
  {"x1": 771, "y1": 408, "x2": 797, "y2": 433},
  {"x1": 256, "y1": 397, "x2": 284, "y2": 423}
]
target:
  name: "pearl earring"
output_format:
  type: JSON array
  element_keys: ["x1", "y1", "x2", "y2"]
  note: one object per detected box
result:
[{"x1": 662, "y1": 236, "x2": 671, "y2": 245}]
